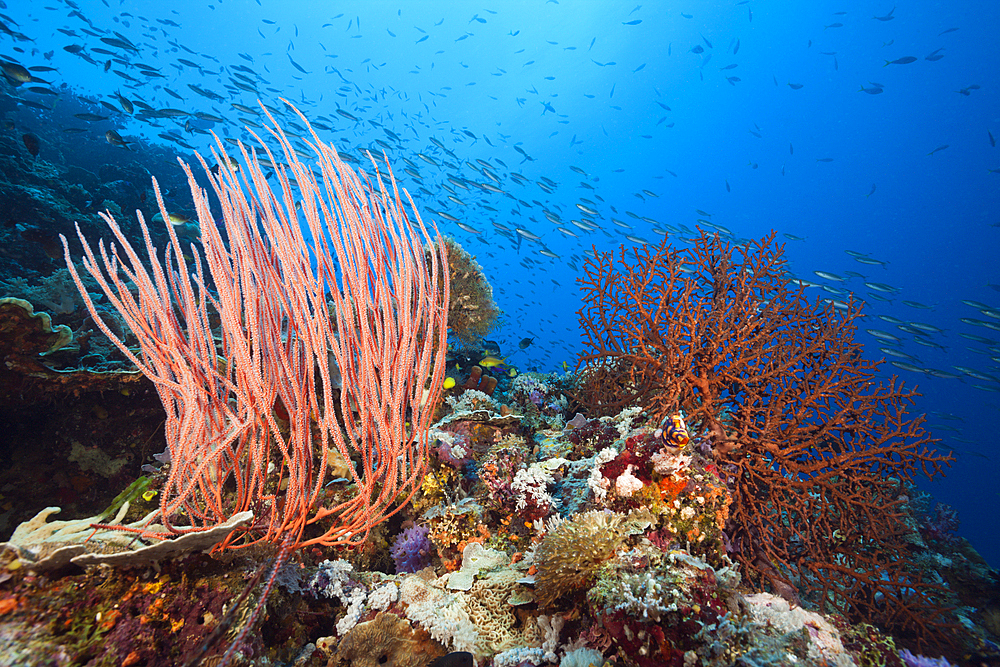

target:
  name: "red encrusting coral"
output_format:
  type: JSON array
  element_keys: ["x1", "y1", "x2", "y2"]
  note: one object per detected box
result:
[{"x1": 573, "y1": 230, "x2": 958, "y2": 653}]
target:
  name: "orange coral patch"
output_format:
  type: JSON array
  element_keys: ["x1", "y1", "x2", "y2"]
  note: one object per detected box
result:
[
  {"x1": 99, "y1": 608, "x2": 120, "y2": 631},
  {"x1": 0, "y1": 597, "x2": 17, "y2": 615},
  {"x1": 658, "y1": 476, "x2": 687, "y2": 502},
  {"x1": 140, "y1": 597, "x2": 165, "y2": 624},
  {"x1": 715, "y1": 497, "x2": 732, "y2": 529}
]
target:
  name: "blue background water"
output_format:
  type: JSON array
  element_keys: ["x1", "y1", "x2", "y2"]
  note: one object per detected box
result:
[{"x1": 4, "y1": 1, "x2": 998, "y2": 564}]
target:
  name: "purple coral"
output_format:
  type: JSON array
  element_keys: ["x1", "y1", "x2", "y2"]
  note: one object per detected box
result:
[
  {"x1": 390, "y1": 524, "x2": 433, "y2": 574},
  {"x1": 899, "y1": 649, "x2": 957, "y2": 667},
  {"x1": 434, "y1": 432, "x2": 474, "y2": 470},
  {"x1": 920, "y1": 503, "x2": 960, "y2": 544}
]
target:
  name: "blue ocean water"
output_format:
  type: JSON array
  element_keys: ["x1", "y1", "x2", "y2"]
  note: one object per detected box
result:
[{"x1": 3, "y1": 0, "x2": 997, "y2": 565}]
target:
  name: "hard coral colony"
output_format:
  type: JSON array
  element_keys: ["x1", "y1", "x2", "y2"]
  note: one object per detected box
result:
[{"x1": 0, "y1": 106, "x2": 994, "y2": 667}]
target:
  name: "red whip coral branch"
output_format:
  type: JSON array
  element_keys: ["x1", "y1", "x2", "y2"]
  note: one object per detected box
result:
[
  {"x1": 574, "y1": 231, "x2": 957, "y2": 650},
  {"x1": 61, "y1": 100, "x2": 450, "y2": 553}
]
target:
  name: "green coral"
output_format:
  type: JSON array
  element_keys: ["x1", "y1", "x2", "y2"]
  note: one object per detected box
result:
[
  {"x1": 533, "y1": 508, "x2": 653, "y2": 607},
  {"x1": 96, "y1": 476, "x2": 150, "y2": 522},
  {"x1": 840, "y1": 623, "x2": 900, "y2": 667}
]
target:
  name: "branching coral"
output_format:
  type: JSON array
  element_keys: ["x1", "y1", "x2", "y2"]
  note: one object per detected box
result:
[
  {"x1": 399, "y1": 569, "x2": 479, "y2": 652},
  {"x1": 587, "y1": 546, "x2": 741, "y2": 664},
  {"x1": 507, "y1": 373, "x2": 570, "y2": 428},
  {"x1": 573, "y1": 230, "x2": 957, "y2": 651},
  {"x1": 422, "y1": 498, "x2": 486, "y2": 561},
  {"x1": 510, "y1": 459, "x2": 566, "y2": 520},
  {"x1": 477, "y1": 435, "x2": 531, "y2": 515}
]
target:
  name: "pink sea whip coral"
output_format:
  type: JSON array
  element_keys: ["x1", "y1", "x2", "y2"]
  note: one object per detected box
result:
[{"x1": 61, "y1": 100, "x2": 450, "y2": 663}]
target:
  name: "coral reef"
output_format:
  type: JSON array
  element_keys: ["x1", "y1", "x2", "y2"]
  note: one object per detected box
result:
[
  {"x1": 0, "y1": 99, "x2": 190, "y2": 549},
  {"x1": 0, "y1": 353, "x2": 997, "y2": 667},
  {"x1": 0, "y1": 297, "x2": 71, "y2": 359},
  {"x1": 573, "y1": 230, "x2": 958, "y2": 652},
  {"x1": 1, "y1": 143, "x2": 997, "y2": 666},
  {"x1": 0, "y1": 297, "x2": 165, "y2": 545}
]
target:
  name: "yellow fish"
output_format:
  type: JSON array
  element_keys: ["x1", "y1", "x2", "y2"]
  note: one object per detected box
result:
[
  {"x1": 152, "y1": 211, "x2": 192, "y2": 226},
  {"x1": 478, "y1": 356, "x2": 508, "y2": 369}
]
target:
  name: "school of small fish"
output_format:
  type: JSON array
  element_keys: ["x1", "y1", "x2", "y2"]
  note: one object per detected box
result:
[{"x1": 0, "y1": 0, "x2": 996, "y2": 458}]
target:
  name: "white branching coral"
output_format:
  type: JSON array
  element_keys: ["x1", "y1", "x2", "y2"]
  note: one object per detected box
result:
[
  {"x1": 511, "y1": 458, "x2": 568, "y2": 513},
  {"x1": 561, "y1": 647, "x2": 607, "y2": 667},
  {"x1": 338, "y1": 588, "x2": 367, "y2": 635},
  {"x1": 400, "y1": 571, "x2": 479, "y2": 653},
  {"x1": 511, "y1": 467, "x2": 554, "y2": 511},
  {"x1": 493, "y1": 647, "x2": 546, "y2": 667},
  {"x1": 445, "y1": 389, "x2": 501, "y2": 414},
  {"x1": 611, "y1": 405, "x2": 643, "y2": 437},
  {"x1": 430, "y1": 428, "x2": 468, "y2": 460},
  {"x1": 537, "y1": 613, "x2": 565, "y2": 663},
  {"x1": 614, "y1": 570, "x2": 672, "y2": 621},
  {"x1": 309, "y1": 561, "x2": 399, "y2": 634},
  {"x1": 367, "y1": 581, "x2": 399, "y2": 612},
  {"x1": 310, "y1": 559, "x2": 372, "y2": 636},
  {"x1": 511, "y1": 373, "x2": 548, "y2": 395},
  {"x1": 588, "y1": 446, "x2": 618, "y2": 503}
]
